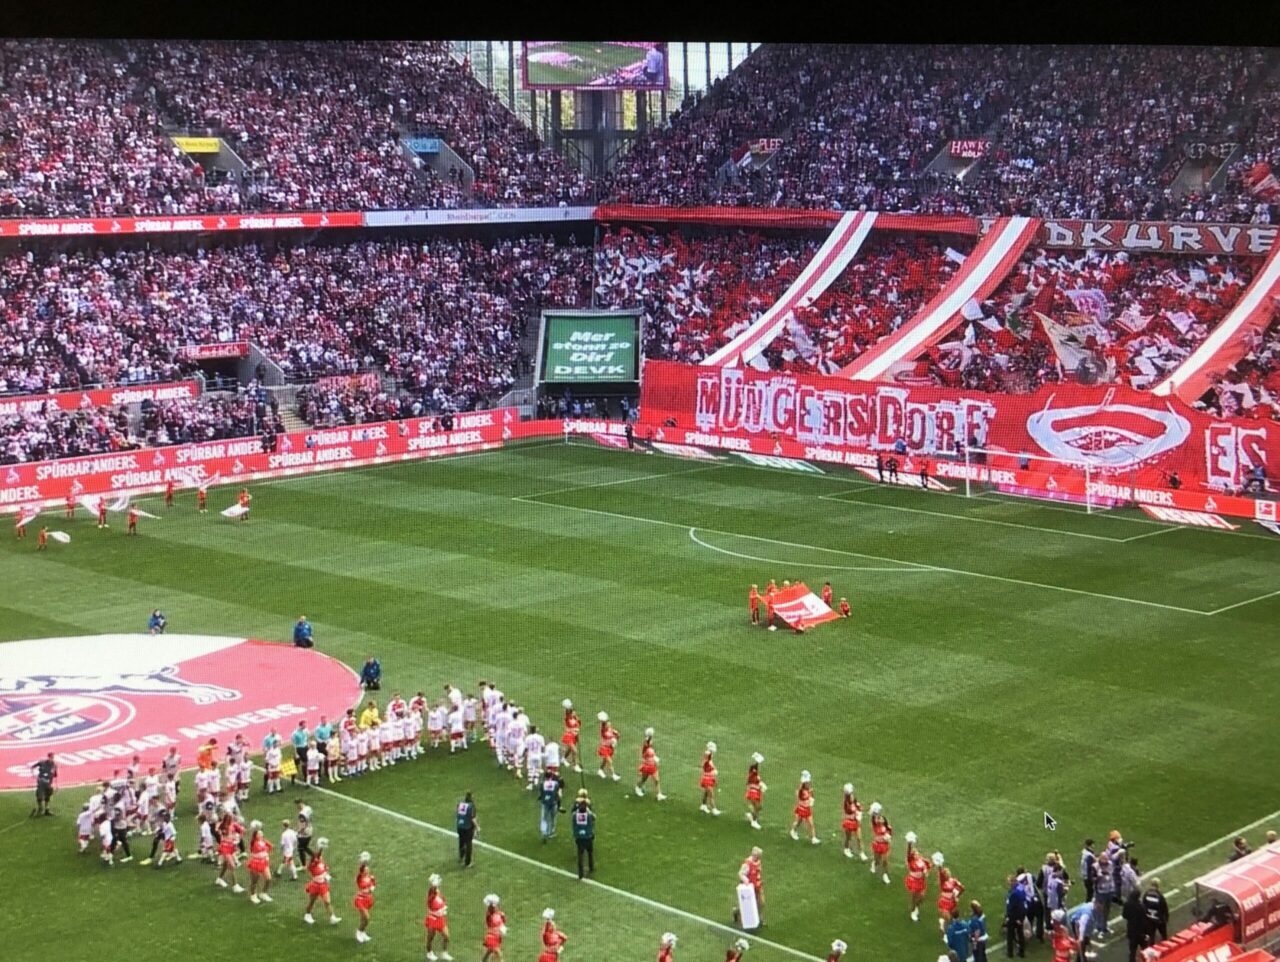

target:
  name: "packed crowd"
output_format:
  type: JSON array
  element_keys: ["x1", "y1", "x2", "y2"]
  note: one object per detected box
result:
[
  {"x1": 594, "y1": 227, "x2": 961, "y2": 372},
  {"x1": 138, "y1": 387, "x2": 283, "y2": 446},
  {"x1": 0, "y1": 404, "x2": 133, "y2": 464},
  {"x1": 1199, "y1": 313, "x2": 1280, "y2": 420},
  {"x1": 908, "y1": 250, "x2": 1256, "y2": 394}
]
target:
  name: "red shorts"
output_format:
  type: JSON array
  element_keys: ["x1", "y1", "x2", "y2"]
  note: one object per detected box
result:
[
  {"x1": 248, "y1": 857, "x2": 269, "y2": 875},
  {"x1": 906, "y1": 876, "x2": 927, "y2": 896},
  {"x1": 937, "y1": 897, "x2": 957, "y2": 914},
  {"x1": 872, "y1": 840, "x2": 890, "y2": 856},
  {"x1": 354, "y1": 894, "x2": 374, "y2": 912},
  {"x1": 306, "y1": 881, "x2": 330, "y2": 898},
  {"x1": 451, "y1": 731, "x2": 464, "y2": 741},
  {"x1": 745, "y1": 787, "x2": 762, "y2": 803},
  {"x1": 425, "y1": 916, "x2": 448, "y2": 933},
  {"x1": 700, "y1": 775, "x2": 717, "y2": 789},
  {"x1": 793, "y1": 805, "x2": 812, "y2": 820},
  {"x1": 539, "y1": 952, "x2": 560, "y2": 962},
  {"x1": 218, "y1": 842, "x2": 237, "y2": 858},
  {"x1": 483, "y1": 933, "x2": 503, "y2": 950},
  {"x1": 842, "y1": 818, "x2": 860, "y2": 834},
  {"x1": 562, "y1": 733, "x2": 578, "y2": 746},
  {"x1": 597, "y1": 745, "x2": 614, "y2": 759},
  {"x1": 638, "y1": 763, "x2": 657, "y2": 778},
  {"x1": 267, "y1": 769, "x2": 280, "y2": 779}
]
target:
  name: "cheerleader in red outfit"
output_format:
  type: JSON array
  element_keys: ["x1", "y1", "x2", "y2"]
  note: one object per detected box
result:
[
  {"x1": 869, "y1": 802, "x2": 893, "y2": 884},
  {"x1": 744, "y1": 753, "x2": 765, "y2": 829},
  {"x1": 789, "y1": 771, "x2": 819, "y2": 844},
  {"x1": 634, "y1": 728, "x2": 665, "y2": 801},
  {"x1": 658, "y1": 932, "x2": 678, "y2": 962},
  {"x1": 596, "y1": 712, "x2": 620, "y2": 782},
  {"x1": 353, "y1": 852, "x2": 376, "y2": 943},
  {"x1": 904, "y1": 832, "x2": 932, "y2": 922},
  {"x1": 424, "y1": 874, "x2": 452, "y2": 961},
  {"x1": 560, "y1": 700, "x2": 582, "y2": 774},
  {"x1": 245, "y1": 821, "x2": 274, "y2": 904},
  {"x1": 841, "y1": 784, "x2": 867, "y2": 861},
  {"x1": 303, "y1": 837, "x2": 341, "y2": 925},
  {"x1": 215, "y1": 814, "x2": 243, "y2": 893},
  {"x1": 538, "y1": 908, "x2": 567, "y2": 962},
  {"x1": 699, "y1": 742, "x2": 720, "y2": 816},
  {"x1": 934, "y1": 856, "x2": 964, "y2": 934},
  {"x1": 725, "y1": 938, "x2": 750, "y2": 962},
  {"x1": 481, "y1": 894, "x2": 506, "y2": 962}
]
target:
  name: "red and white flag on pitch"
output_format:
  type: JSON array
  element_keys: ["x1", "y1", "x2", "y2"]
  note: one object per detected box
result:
[
  {"x1": 14, "y1": 505, "x2": 39, "y2": 529},
  {"x1": 771, "y1": 582, "x2": 840, "y2": 629}
]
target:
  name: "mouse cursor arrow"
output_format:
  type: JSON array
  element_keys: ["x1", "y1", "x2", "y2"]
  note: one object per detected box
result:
[{"x1": 1044, "y1": 812, "x2": 1057, "y2": 831}]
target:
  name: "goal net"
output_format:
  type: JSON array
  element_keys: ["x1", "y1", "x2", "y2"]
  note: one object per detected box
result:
[{"x1": 958, "y1": 446, "x2": 1140, "y2": 514}]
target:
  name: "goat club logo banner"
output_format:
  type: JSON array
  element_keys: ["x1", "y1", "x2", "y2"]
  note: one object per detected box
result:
[{"x1": 0, "y1": 635, "x2": 361, "y2": 789}]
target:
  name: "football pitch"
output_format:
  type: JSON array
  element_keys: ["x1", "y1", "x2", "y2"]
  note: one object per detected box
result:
[
  {"x1": 525, "y1": 42, "x2": 654, "y2": 88},
  {"x1": 2, "y1": 439, "x2": 1279, "y2": 962}
]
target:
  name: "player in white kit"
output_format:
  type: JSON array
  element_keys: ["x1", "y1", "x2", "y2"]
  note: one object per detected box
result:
[
  {"x1": 523, "y1": 725, "x2": 546, "y2": 790},
  {"x1": 76, "y1": 804, "x2": 95, "y2": 853},
  {"x1": 265, "y1": 744, "x2": 283, "y2": 794},
  {"x1": 278, "y1": 819, "x2": 299, "y2": 879},
  {"x1": 463, "y1": 694, "x2": 479, "y2": 744}
]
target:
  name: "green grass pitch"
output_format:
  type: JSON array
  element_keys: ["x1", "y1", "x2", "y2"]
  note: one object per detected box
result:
[
  {"x1": 2, "y1": 439, "x2": 1279, "y2": 962},
  {"x1": 525, "y1": 42, "x2": 654, "y2": 88}
]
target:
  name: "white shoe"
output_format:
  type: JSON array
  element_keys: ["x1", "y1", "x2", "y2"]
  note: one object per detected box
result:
[
  {"x1": 656, "y1": 793, "x2": 667, "y2": 801},
  {"x1": 232, "y1": 884, "x2": 245, "y2": 894},
  {"x1": 304, "y1": 914, "x2": 315, "y2": 925},
  {"x1": 790, "y1": 830, "x2": 799, "y2": 840},
  {"x1": 573, "y1": 765, "x2": 582, "y2": 773},
  {"x1": 870, "y1": 862, "x2": 876, "y2": 874},
  {"x1": 356, "y1": 931, "x2": 368, "y2": 943},
  {"x1": 250, "y1": 895, "x2": 260, "y2": 904},
  {"x1": 215, "y1": 878, "x2": 228, "y2": 888},
  {"x1": 859, "y1": 851, "x2": 868, "y2": 862},
  {"x1": 911, "y1": 908, "x2": 919, "y2": 922},
  {"x1": 598, "y1": 771, "x2": 606, "y2": 779},
  {"x1": 260, "y1": 893, "x2": 273, "y2": 903},
  {"x1": 811, "y1": 837, "x2": 821, "y2": 845},
  {"x1": 635, "y1": 787, "x2": 644, "y2": 797},
  {"x1": 844, "y1": 848, "x2": 853, "y2": 859},
  {"x1": 441, "y1": 953, "x2": 454, "y2": 961},
  {"x1": 427, "y1": 953, "x2": 439, "y2": 961},
  {"x1": 330, "y1": 915, "x2": 342, "y2": 925},
  {"x1": 751, "y1": 820, "x2": 762, "y2": 831},
  {"x1": 882, "y1": 873, "x2": 890, "y2": 885},
  {"x1": 700, "y1": 804, "x2": 709, "y2": 813},
  {"x1": 711, "y1": 808, "x2": 721, "y2": 816}
]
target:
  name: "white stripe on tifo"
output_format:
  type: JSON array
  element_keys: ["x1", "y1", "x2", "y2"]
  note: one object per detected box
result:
[
  {"x1": 512, "y1": 496, "x2": 1214, "y2": 616},
  {"x1": 310, "y1": 783, "x2": 824, "y2": 962},
  {"x1": 689, "y1": 528, "x2": 938, "y2": 573}
]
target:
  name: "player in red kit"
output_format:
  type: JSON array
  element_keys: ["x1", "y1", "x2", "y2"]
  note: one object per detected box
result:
[
  {"x1": 164, "y1": 481, "x2": 175, "y2": 508},
  {"x1": 869, "y1": 802, "x2": 893, "y2": 884},
  {"x1": 839, "y1": 598, "x2": 851, "y2": 618},
  {"x1": 237, "y1": 487, "x2": 252, "y2": 521},
  {"x1": 353, "y1": 852, "x2": 376, "y2": 943},
  {"x1": 699, "y1": 742, "x2": 720, "y2": 816},
  {"x1": 789, "y1": 771, "x2": 819, "y2": 844},
  {"x1": 1051, "y1": 910, "x2": 1076, "y2": 962},
  {"x1": 635, "y1": 727, "x2": 665, "y2": 801},
  {"x1": 904, "y1": 831, "x2": 932, "y2": 922},
  {"x1": 935, "y1": 856, "x2": 964, "y2": 933},
  {"x1": 96, "y1": 498, "x2": 108, "y2": 529},
  {"x1": 841, "y1": 784, "x2": 867, "y2": 860},
  {"x1": 37, "y1": 526, "x2": 48, "y2": 550},
  {"x1": 481, "y1": 894, "x2": 506, "y2": 962},
  {"x1": 538, "y1": 908, "x2": 567, "y2": 962},
  {"x1": 303, "y1": 837, "x2": 341, "y2": 925},
  {"x1": 245, "y1": 820, "x2": 274, "y2": 904},
  {"x1": 127, "y1": 506, "x2": 139, "y2": 536},
  {"x1": 64, "y1": 494, "x2": 75, "y2": 519},
  {"x1": 748, "y1": 584, "x2": 760, "y2": 625},
  {"x1": 424, "y1": 874, "x2": 452, "y2": 961},
  {"x1": 197, "y1": 487, "x2": 208, "y2": 513},
  {"x1": 744, "y1": 753, "x2": 765, "y2": 829},
  {"x1": 822, "y1": 582, "x2": 833, "y2": 607},
  {"x1": 596, "y1": 712, "x2": 620, "y2": 782},
  {"x1": 561, "y1": 700, "x2": 582, "y2": 773},
  {"x1": 764, "y1": 591, "x2": 776, "y2": 631},
  {"x1": 14, "y1": 515, "x2": 25, "y2": 540},
  {"x1": 657, "y1": 932, "x2": 678, "y2": 962}
]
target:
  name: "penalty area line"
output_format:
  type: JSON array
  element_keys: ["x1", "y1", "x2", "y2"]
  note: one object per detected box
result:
[
  {"x1": 311, "y1": 783, "x2": 824, "y2": 962},
  {"x1": 689, "y1": 528, "x2": 937, "y2": 573}
]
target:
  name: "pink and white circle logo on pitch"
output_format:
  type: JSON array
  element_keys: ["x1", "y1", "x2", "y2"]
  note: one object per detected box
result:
[{"x1": 0, "y1": 635, "x2": 363, "y2": 789}]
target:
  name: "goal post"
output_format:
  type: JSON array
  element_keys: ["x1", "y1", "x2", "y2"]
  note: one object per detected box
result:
[{"x1": 959, "y1": 446, "x2": 1138, "y2": 514}]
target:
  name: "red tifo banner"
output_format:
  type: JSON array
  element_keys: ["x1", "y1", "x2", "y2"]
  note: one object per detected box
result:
[
  {"x1": 0, "y1": 380, "x2": 200, "y2": 417},
  {"x1": 1, "y1": 408, "x2": 520, "y2": 510},
  {"x1": 637, "y1": 360, "x2": 1280, "y2": 521}
]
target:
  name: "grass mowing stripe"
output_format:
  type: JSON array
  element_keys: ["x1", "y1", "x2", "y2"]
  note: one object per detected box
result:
[
  {"x1": 308, "y1": 779, "x2": 825, "y2": 962},
  {"x1": 515, "y1": 495, "x2": 1216, "y2": 616},
  {"x1": 688, "y1": 528, "x2": 939, "y2": 573},
  {"x1": 1139, "y1": 804, "x2": 1280, "y2": 884},
  {"x1": 518, "y1": 463, "x2": 727, "y2": 500}
]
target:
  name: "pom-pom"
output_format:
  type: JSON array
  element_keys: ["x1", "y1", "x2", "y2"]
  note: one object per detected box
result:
[
  {"x1": 562, "y1": 699, "x2": 573, "y2": 710},
  {"x1": 483, "y1": 893, "x2": 500, "y2": 906},
  {"x1": 661, "y1": 933, "x2": 678, "y2": 946},
  {"x1": 644, "y1": 727, "x2": 654, "y2": 738},
  {"x1": 800, "y1": 770, "x2": 811, "y2": 782},
  {"x1": 905, "y1": 831, "x2": 918, "y2": 845},
  {"x1": 359, "y1": 851, "x2": 372, "y2": 863},
  {"x1": 597, "y1": 711, "x2": 608, "y2": 722},
  {"x1": 843, "y1": 783, "x2": 854, "y2": 795},
  {"x1": 751, "y1": 752, "x2": 765, "y2": 764},
  {"x1": 316, "y1": 837, "x2": 330, "y2": 850},
  {"x1": 734, "y1": 938, "x2": 750, "y2": 952},
  {"x1": 542, "y1": 908, "x2": 555, "y2": 921},
  {"x1": 869, "y1": 802, "x2": 882, "y2": 815},
  {"x1": 428, "y1": 874, "x2": 442, "y2": 887},
  {"x1": 832, "y1": 940, "x2": 848, "y2": 954},
  {"x1": 932, "y1": 852, "x2": 945, "y2": 867},
  {"x1": 249, "y1": 819, "x2": 262, "y2": 831},
  {"x1": 706, "y1": 741, "x2": 717, "y2": 754}
]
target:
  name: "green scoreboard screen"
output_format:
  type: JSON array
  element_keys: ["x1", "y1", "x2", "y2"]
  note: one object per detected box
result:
[{"x1": 537, "y1": 312, "x2": 642, "y2": 384}]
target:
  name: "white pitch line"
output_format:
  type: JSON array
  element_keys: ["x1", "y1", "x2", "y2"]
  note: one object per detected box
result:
[
  {"x1": 519, "y1": 463, "x2": 726, "y2": 501},
  {"x1": 512, "y1": 497, "x2": 1214, "y2": 616},
  {"x1": 689, "y1": 528, "x2": 938, "y2": 573},
  {"x1": 312, "y1": 783, "x2": 823, "y2": 962},
  {"x1": 1139, "y1": 806, "x2": 1280, "y2": 882},
  {"x1": 820, "y1": 489, "x2": 1127, "y2": 542},
  {"x1": 1206, "y1": 587, "x2": 1280, "y2": 615},
  {"x1": 1117, "y1": 527, "x2": 1179, "y2": 543}
]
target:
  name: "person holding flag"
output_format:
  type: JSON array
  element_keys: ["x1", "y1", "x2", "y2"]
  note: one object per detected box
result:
[
  {"x1": 36, "y1": 525, "x2": 48, "y2": 551},
  {"x1": 127, "y1": 505, "x2": 139, "y2": 536},
  {"x1": 822, "y1": 582, "x2": 834, "y2": 607},
  {"x1": 197, "y1": 485, "x2": 208, "y2": 513},
  {"x1": 15, "y1": 512, "x2": 27, "y2": 540},
  {"x1": 65, "y1": 494, "x2": 75, "y2": 519},
  {"x1": 839, "y1": 597, "x2": 852, "y2": 618},
  {"x1": 744, "y1": 753, "x2": 766, "y2": 829},
  {"x1": 764, "y1": 585, "x2": 777, "y2": 631},
  {"x1": 699, "y1": 742, "x2": 721, "y2": 816},
  {"x1": 749, "y1": 584, "x2": 760, "y2": 626},
  {"x1": 165, "y1": 480, "x2": 175, "y2": 508},
  {"x1": 237, "y1": 487, "x2": 252, "y2": 521},
  {"x1": 96, "y1": 497, "x2": 108, "y2": 529}
]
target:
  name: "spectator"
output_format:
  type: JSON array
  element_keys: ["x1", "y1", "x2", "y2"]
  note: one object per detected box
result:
[
  {"x1": 1092, "y1": 854, "x2": 1115, "y2": 939},
  {"x1": 1229, "y1": 836, "x2": 1252, "y2": 861},
  {"x1": 360, "y1": 657, "x2": 382, "y2": 691}
]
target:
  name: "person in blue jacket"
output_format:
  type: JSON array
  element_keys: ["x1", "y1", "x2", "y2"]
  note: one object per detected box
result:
[
  {"x1": 148, "y1": 609, "x2": 167, "y2": 635},
  {"x1": 360, "y1": 657, "x2": 382, "y2": 690},
  {"x1": 293, "y1": 615, "x2": 314, "y2": 648}
]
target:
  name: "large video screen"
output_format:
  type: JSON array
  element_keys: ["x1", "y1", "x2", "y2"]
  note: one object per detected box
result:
[
  {"x1": 538, "y1": 312, "x2": 641, "y2": 383},
  {"x1": 523, "y1": 42, "x2": 669, "y2": 91}
]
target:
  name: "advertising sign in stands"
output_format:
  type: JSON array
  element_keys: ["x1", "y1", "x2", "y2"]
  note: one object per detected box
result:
[{"x1": 0, "y1": 381, "x2": 200, "y2": 417}]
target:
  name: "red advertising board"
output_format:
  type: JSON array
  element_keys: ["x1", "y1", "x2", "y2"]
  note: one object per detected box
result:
[
  {"x1": 0, "y1": 381, "x2": 200, "y2": 417},
  {"x1": 0, "y1": 408, "x2": 518, "y2": 510},
  {"x1": 179, "y1": 342, "x2": 250, "y2": 360},
  {"x1": 637, "y1": 360, "x2": 1280, "y2": 518},
  {"x1": 0, "y1": 211, "x2": 362, "y2": 239}
]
